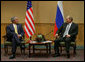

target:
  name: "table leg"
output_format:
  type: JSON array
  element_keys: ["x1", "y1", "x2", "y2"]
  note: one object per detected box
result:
[
  {"x1": 33, "y1": 45, "x2": 35, "y2": 54},
  {"x1": 49, "y1": 43, "x2": 51, "y2": 54},
  {"x1": 46, "y1": 44, "x2": 48, "y2": 54},
  {"x1": 29, "y1": 44, "x2": 31, "y2": 57}
]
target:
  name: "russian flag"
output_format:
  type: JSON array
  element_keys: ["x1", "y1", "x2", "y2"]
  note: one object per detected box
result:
[{"x1": 54, "y1": 1, "x2": 64, "y2": 36}]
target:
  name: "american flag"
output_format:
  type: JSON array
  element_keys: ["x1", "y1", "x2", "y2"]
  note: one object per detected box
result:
[{"x1": 24, "y1": 1, "x2": 35, "y2": 38}]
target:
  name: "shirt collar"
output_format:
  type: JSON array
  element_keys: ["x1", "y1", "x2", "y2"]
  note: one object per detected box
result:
[
  {"x1": 69, "y1": 22, "x2": 72, "y2": 25},
  {"x1": 68, "y1": 22, "x2": 72, "y2": 25},
  {"x1": 13, "y1": 23, "x2": 17, "y2": 26}
]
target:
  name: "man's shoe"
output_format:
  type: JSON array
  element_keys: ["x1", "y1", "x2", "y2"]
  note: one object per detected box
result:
[
  {"x1": 53, "y1": 53, "x2": 60, "y2": 57},
  {"x1": 9, "y1": 54, "x2": 15, "y2": 59}
]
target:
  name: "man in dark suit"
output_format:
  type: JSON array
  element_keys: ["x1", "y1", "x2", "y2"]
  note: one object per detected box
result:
[
  {"x1": 53, "y1": 16, "x2": 78, "y2": 58},
  {"x1": 6, "y1": 16, "x2": 24, "y2": 59}
]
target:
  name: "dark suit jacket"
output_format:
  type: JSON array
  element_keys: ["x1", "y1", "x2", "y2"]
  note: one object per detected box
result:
[
  {"x1": 6, "y1": 23, "x2": 24, "y2": 41},
  {"x1": 56, "y1": 22, "x2": 78, "y2": 41}
]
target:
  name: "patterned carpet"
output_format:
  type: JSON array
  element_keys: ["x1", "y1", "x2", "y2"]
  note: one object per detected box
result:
[{"x1": 1, "y1": 48, "x2": 84, "y2": 61}]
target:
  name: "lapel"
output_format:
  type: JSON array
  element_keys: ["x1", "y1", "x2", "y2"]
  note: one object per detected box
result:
[
  {"x1": 69, "y1": 22, "x2": 74, "y2": 33},
  {"x1": 11, "y1": 24, "x2": 19, "y2": 33},
  {"x1": 17, "y1": 24, "x2": 19, "y2": 32},
  {"x1": 11, "y1": 24, "x2": 15, "y2": 31},
  {"x1": 63, "y1": 23, "x2": 68, "y2": 31}
]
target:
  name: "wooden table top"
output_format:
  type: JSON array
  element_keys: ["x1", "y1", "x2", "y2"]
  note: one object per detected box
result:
[{"x1": 26, "y1": 40, "x2": 54, "y2": 44}]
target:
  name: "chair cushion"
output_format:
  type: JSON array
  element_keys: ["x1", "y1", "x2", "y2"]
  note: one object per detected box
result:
[
  {"x1": 71, "y1": 42, "x2": 75, "y2": 45},
  {"x1": 4, "y1": 41, "x2": 26, "y2": 45},
  {"x1": 60, "y1": 42, "x2": 75, "y2": 45},
  {"x1": 60, "y1": 42, "x2": 65, "y2": 45},
  {"x1": 4, "y1": 41, "x2": 12, "y2": 45},
  {"x1": 21, "y1": 41, "x2": 26, "y2": 44}
]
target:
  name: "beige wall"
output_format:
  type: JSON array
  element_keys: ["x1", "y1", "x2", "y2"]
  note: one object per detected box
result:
[{"x1": 1, "y1": 1, "x2": 84, "y2": 23}]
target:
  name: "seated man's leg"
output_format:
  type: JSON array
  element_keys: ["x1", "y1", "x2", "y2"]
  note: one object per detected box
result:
[
  {"x1": 13, "y1": 33, "x2": 21, "y2": 44},
  {"x1": 9, "y1": 34, "x2": 20, "y2": 59},
  {"x1": 64, "y1": 37, "x2": 71, "y2": 58},
  {"x1": 54, "y1": 37, "x2": 64, "y2": 56},
  {"x1": 9, "y1": 37, "x2": 17, "y2": 59},
  {"x1": 11, "y1": 38, "x2": 17, "y2": 55}
]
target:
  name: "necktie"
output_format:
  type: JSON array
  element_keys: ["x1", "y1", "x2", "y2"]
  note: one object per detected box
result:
[
  {"x1": 63, "y1": 24, "x2": 70, "y2": 37},
  {"x1": 14, "y1": 24, "x2": 18, "y2": 34}
]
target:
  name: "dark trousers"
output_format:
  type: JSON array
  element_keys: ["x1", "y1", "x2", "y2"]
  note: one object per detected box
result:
[
  {"x1": 54, "y1": 37, "x2": 72, "y2": 54},
  {"x1": 11, "y1": 34, "x2": 22, "y2": 54}
]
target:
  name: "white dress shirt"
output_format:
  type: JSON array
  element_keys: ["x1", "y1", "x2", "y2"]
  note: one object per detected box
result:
[{"x1": 63, "y1": 22, "x2": 72, "y2": 37}]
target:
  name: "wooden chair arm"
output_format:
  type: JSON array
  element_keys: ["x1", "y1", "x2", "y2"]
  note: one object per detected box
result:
[
  {"x1": 2, "y1": 35, "x2": 7, "y2": 40},
  {"x1": 2, "y1": 35, "x2": 6, "y2": 38},
  {"x1": 2, "y1": 35, "x2": 7, "y2": 44}
]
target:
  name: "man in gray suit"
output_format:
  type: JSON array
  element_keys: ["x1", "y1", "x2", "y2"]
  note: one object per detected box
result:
[{"x1": 53, "y1": 16, "x2": 78, "y2": 58}]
